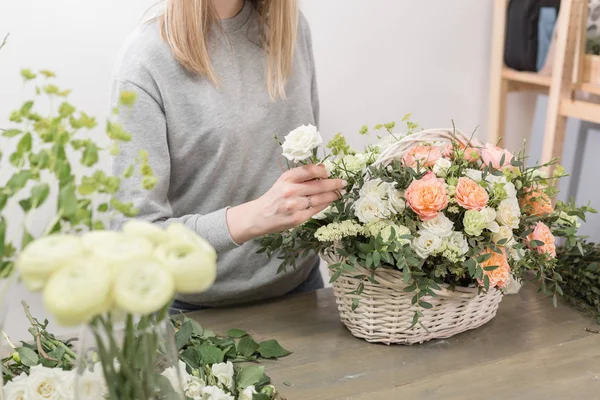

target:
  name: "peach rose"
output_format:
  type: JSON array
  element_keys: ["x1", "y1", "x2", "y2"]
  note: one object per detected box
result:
[
  {"x1": 477, "y1": 248, "x2": 511, "y2": 289},
  {"x1": 519, "y1": 189, "x2": 553, "y2": 216},
  {"x1": 403, "y1": 145, "x2": 442, "y2": 168},
  {"x1": 527, "y1": 221, "x2": 556, "y2": 257},
  {"x1": 455, "y1": 177, "x2": 489, "y2": 211},
  {"x1": 481, "y1": 143, "x2": 514, "y2": 170},
  {"x1": 405, "y1": 172, "x2": 448, "y2": 221},
  {"x1": 443, "y1": 143, "x2": 481, "y2": 162}
]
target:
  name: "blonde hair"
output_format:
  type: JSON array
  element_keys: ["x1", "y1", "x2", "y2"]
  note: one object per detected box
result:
[{"x1": 160, "y1": 0, "x2": 298, "y2": 99}]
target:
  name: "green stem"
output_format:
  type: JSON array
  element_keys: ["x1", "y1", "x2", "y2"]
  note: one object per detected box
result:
[{"x1": 91, "y1": 320, "x2": 119, "y2": 400}]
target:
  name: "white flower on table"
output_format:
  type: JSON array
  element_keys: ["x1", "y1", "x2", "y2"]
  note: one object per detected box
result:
[
  {"x1": 421, "y1": 213, "x2": 454, "y2": 238},
  {"x1": 353, "y1": 194, "x2": 391, "y2": 224},
  {"x1": 201, "y1": 385, "x2": 234, "y2": 400},
  {"x1": 496, "y1": 198, "x2": 521, "y2": 229},
  {"x1": 281, "y1": 124, "x2": 323, "y2": 162},
  {"x1": 161, "y1": 360, "x2": 190, "y2": 393},
  {"x1": 432, "y1": 158, "x2": 452, "y2": 177},
  {"x1": 239, "y1": 385, "x2": 258, "y2": 400},
  {"x1": 211, "y1": 361, "x2": 234, "y2": 391},
  {"x1": 412, "y1": 231, "x2": 443, "y2": 259}
]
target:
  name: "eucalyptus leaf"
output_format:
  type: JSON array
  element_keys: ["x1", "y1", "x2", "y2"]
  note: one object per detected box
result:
[{"x1": 17, "y1": 347, "x2": 39, "y2": 367}]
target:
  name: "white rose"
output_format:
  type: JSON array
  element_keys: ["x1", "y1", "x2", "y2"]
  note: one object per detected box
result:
[
  {"x1": 492, "y1": 225, "x2": 515, "y2": 246},
  {"x1": 387, "y1": 187, "x2": 406, "y2": 213},
  {"x1": 239, "y1": 385, "x2": 258, "y2": 400},
  {"x1": 201, "y1": 386, "x2": 234, "y2": 400},
  {"x1": 496, "y1": 198, "x2": 521, "y2": 229},
  {"x1": 359, "y1": 179, "x2": 389, "y2": 198},
  {"x1": 74, "y1": 366, "x2": 107, "y2": 400},
  {"x1": 210, "y1": 362, "x2": 234, "y2": 390},
  {"x1": 4, "y1": 373, "x2": 28, "y2": 400},
  {"x1": 485, "y1": 173, "x2": 507, "y2": 185},
  {"x1": 464, "y1": 168, "x2": 483, "y2": 182},
  {"x1": 480, "y1": 207, "x2": 500, "y2": 233},
  {"x1": 27, "y1": 365, "x2": 63, "y2": 400},
  {"x1": 113, "y1": 256, "x2": 175, "y2": 315},
  {"x1": 447, "y1": 232, "x2": 469, "y2": 256},
  {"x1": 43, "y1": 258, "x2": 112, "y2": 326},
  {"x1": 412, "y1": 231, "x2": 443, "y2": 259},
  {"x1": 154, "y1": 241, "x2": 217, "y2": 294},
  {"x1": 422, "y1": 213, "x2": 454, "y2": 238},
  {"x1": 353, "y1": 194, "x2": 390, "y2": 224},
  {"x1": 281, "y1": 124, "x2": 323, "y2": 162},
  {"x1": 162, "y1": 360, "x2": 190, "y2": 393},
  {"x1": 504, "y1": 182, "x2": 517, "y2": 198},
  {"x1": 16, "y1": 234, "x2": 85, "y2": 291},
  {"x1": 122, "y1": 220, "x2": 169, "y2": 245},
  {"x1": 433, "y1": 158, "x2": 452, "y2": 177},
  {"x1": 185, "y1": 376, "x2": 206, "y2": 399},
  {"x1": 82, "y1": 231, "x2": 154, "y2": 272}
]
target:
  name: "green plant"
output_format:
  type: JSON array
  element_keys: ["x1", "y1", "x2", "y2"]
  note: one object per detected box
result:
[{"x1": 0, "y1": 68, "x2": 156, "y2": 278}]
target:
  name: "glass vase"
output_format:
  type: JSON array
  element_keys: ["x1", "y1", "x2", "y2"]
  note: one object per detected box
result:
[{"x1": 75, "y1": 312, "x2": 185, "y2": 400}]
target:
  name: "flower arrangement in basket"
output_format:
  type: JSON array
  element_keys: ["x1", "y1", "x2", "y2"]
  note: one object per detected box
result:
[{"x1": 260, "y1": 117, "x2": 596, "y2": 344}]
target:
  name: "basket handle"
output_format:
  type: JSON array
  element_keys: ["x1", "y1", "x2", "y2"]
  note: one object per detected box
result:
[{"x1": 373, "y1": 128, "x2": 475, "y2": 167}]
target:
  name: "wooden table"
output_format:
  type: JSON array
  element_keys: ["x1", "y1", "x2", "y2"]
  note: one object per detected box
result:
[{"x1": 189, "y1": 284, "x2": 600, "y2": 400}]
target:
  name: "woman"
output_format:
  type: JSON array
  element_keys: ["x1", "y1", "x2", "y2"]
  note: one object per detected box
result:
[{"x1": 110, "y1": 0, "x2": 346, "y2": 312}]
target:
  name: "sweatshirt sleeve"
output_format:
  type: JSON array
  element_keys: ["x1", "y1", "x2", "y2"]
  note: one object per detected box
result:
[{"x1": 110, "y1": 79, "x2": 240, "y2": 253}]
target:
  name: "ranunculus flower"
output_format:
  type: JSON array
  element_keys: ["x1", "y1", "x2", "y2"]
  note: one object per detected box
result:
[
  {"x1": 122, "y1": 220, "x2": 169, "y2": 245},
  {"x1": 421, "y1": 213, "x2": 454, "y2": 237},
  {"x1": 281, "y1": 124, "x2": 323, "y2": 162},
  {"x1": 455, "y1": 177, "x2": 489, "y2": 211},
  {"x1": 43, "y1": 258, "x2": 112, "y2": 326},
  {"x1": 412, "y1": 231, "x2": 443, "y2": 259},
  {"x1": 463, "y1": 210, "x2": 487, "y2": 236},
  {"x1": 211, "y1": 362, "x2": 234, "y2": 390},
  {"x1": 353, "y1": 194, "x2": 390, "y2": 224},
  {"x1": 402, "y1": 145, "x2": 442, "y2": 168},
  {"x1": 481, "y1": 143, "x2": 514, "y2": 170},
  {"x1": 82, "y1": 231, "x2": 154, "y2": 273},
  {"x1": 477, "y1": 248, "x2": 511, "y2": 289},
  {"x1": 113, "y1": 256, "x2": 175, "y2": 315},
  {"x1": 519, "y1": 188, "x2": 553, "y2": 216},
  {"x1": 166, "y1": 223, "x2": 214, "y2": 251},
  {"x1": 496, "y1": 198, "x2": 521, "y2": 229},
  {"x1": 405, "y1": 172, "x2": 448, "y2": 221},
  {"x1": 16, "y1": 234, "x2": 85, "y2": 291},
  {"x1": 527, "y1": 222, "x2": 556, "y2": 257},
  {"x1": 155, "y1": 241, "x2": 217, "y2": 294}
]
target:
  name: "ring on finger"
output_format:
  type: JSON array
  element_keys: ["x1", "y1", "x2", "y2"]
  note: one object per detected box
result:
[{"x1": 306, "y1": 196, "x2": 313, "y2": 209}]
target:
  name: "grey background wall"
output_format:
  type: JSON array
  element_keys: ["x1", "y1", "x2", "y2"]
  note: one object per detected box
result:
[{"x1": 0, "y1": 0, "x2": 597, "y2": 341}]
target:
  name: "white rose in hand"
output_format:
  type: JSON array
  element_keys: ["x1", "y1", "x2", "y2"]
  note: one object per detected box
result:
[
  {"x1": 82, "y1": 231, "x2": 154, "y2": 272},
  {"x1": 43, "y1": 258, "x2": 112, "y2": 326},
  {"x1": 281, "y1": 124, "x2": 323, "y2": 162},
  {"x1": 421, "y1": 213, "x2": 453, "y2": 237},
  {"x1": 155, "y1": 241, "x2": 217, "y2": 294},
  {"x1": 16, "y1": 234, "x2": 85, "y2": 291},
  {"x1": 210, "y1": 362, "x2": 234, "y2": 390},
  {"x1": 113, "y1": 256, "x2": 175, "y2": 315}
]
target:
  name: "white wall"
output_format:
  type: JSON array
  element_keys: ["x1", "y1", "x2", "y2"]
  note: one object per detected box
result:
[{"x1": 0, "y1": 0, "x2": 533, "y2": 340}]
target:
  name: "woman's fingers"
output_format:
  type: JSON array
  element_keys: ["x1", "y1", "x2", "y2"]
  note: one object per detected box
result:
[
  {"x1": 283, "y1": 164, "x2": 329, "y2": 183},
  {"x1": 296, "y1": 178, "x2": 347, "y2": 196},
  {"x1": 306, "y1": 190, "x2": 345, "y2": 208}
]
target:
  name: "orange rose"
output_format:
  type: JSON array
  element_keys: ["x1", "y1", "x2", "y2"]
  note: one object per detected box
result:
[
  {"x1": 405, "y1": 172, "x2": 448, "y2": 221},
  {"x1": 477, "y1": 248, "x2": 511, "y2": 289},
  {"x1": 455, "y1": 177, "x2": 489, "y2": 211},
  {"x1": 519, "y1": 189, "x2": 553, "y2": 216},
  {"x1": 403, "y1": 145, "x2": 442, "y2": 168},
  {"x1": 527, "y1": 221, "x2": 556, "y2": 257}
]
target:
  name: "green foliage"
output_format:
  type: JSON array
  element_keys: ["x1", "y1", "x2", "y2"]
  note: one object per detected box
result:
[
  {"x1": 0, "y1": 70, "x2": 154, "y2": 277},
  {"x1": 326, "y1": 132, "x2": 354, "y2": 156}
]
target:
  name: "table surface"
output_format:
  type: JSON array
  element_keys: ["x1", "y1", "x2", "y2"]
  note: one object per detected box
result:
[{"x1": 189, "y1": 284, "x2": 600, "y2": 400}]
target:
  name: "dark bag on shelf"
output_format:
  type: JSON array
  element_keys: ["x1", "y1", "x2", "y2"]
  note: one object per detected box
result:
[{"x1": 504, "y1": 0, "x2": 561, "y2": 71}]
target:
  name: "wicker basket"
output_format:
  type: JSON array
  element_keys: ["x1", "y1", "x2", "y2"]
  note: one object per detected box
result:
[{"x1": 324, "y1": 128, "x2": 505, "y2": 345}]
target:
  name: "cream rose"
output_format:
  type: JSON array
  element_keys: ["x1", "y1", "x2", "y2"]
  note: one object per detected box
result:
[
  {"x1": 447, "y1": 232, "x2": 469, "y2": 256},
  {"x1": 281, "y1": 124, "x2": 323, "y2": 162},
  {"x1": 433, "y1": 158, "x2": 452, "y2": 177},
  {"x1": 211, "y1": 362, "x2": 234, "y2": 390},
  {"x1": 154, "y1": 241, "x2": 217, "y2": 294},
  {"x1": 113, "y1": 256, "x2": 175, "y2": 315},
  {"x1": 16, "y1": 234, "x2": 85, "y2": 291},
  {"x1": 412, "y1": 231, "x2": 443, "y2": 259},
  {"x1": 496, "y1": 198, "x2": 521, "y2": 229},
  {"x1": 27, "y1": 365, "x2": 66, "y2": 400},
  {"x1": 43, "y1": 258, "x2": 112, "y2": 326},
  {"x1": 421, "y1": 213, "x2": 453, "y2": 238},
  {"x1": 353, "y1": 194, "x2": 390, "y2": 224},
  {"x1": 387, "y1": 187, "x2": 406, "y2": 213}
]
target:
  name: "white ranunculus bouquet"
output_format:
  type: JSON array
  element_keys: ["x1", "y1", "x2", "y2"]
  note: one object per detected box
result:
[{"x1": 260, "y1": 117, "x2": 595, "y2": 329}]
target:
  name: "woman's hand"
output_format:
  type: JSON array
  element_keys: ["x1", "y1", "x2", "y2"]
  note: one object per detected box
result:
[{"x1": 226, "y1": 164, "x2": 347, "y2": 244}]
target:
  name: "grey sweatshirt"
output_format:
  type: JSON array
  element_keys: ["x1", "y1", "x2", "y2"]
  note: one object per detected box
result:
[{"x1": 110, "y1": 1, "x2": 319, "y2": 306}]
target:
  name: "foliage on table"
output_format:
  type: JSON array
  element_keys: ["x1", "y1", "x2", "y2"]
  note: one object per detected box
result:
[
  {"x1": 259, "y1": 117, "x2": 596, "y2": 325},
  {"x1": 0, "y1": 67, "x2": 156, "y2": 279},
  {"x1": 556, "y1": 242, "x2": 600, "y2": 324}
]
